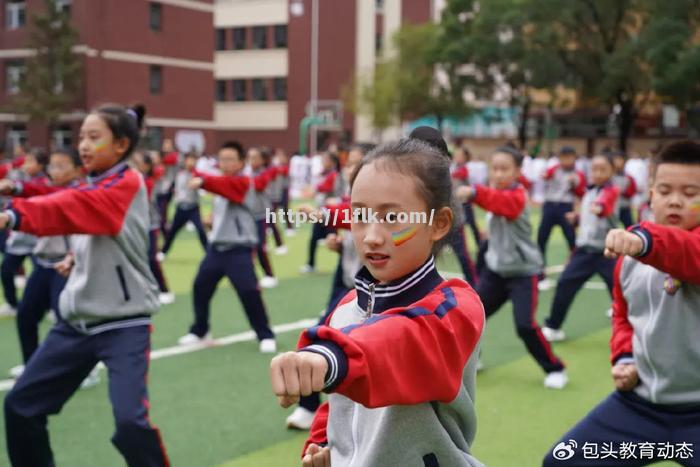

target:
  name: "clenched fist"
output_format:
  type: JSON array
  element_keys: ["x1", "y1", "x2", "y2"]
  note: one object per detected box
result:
[
  {"x1": 604, "y1": 229, "x2": 643, "y2": 259},
  {"x1": 303, "y1": 443, "x2": 331, "y2": 467},
  {"x1": 611, "y1": 363, "x2": 638, "y2": 391},
  {"x1": 270, "y1": 351, "x2": 328, "y2": 408}
]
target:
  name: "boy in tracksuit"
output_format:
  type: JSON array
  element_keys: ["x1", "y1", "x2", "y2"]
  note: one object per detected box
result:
[
  {"x1": 160, "y1": 151, "x2": 208, "y2": 255},
  {"x1": 543, "y1": 153, "x2": 620, "y2": 341},
  {"x1": 543, "y1": 139, "x2": 700, "y2": 467},
  {"x1": 459, "y1": 146, "x2": 567, "y2": 389},
  {"x1": 178, "y1": 141, "x2": 276, "y2": 353},
  {"x1": 537, "y1": 146, "x2": 587, "y2": 264},
  {"x1": 0, "y1": 149, "x2": 49, "y2": 316},
  {"x1": 612, "y1": 152, "x2": 638, "y2": 227},
  {"x1": 1, "y1": 105, "x2": 169, "y2": 467}
]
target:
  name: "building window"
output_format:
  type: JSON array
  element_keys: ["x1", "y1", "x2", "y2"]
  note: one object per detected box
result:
[
  {"x1": 150, "y1": 3, "x2": 162, "y2": 31},
  {"x1": 5, "y1": 61, "x2": 24, "y2": 95},
  {"x1": 252, "y1": 78, "x2": 267, "y2": 101},
  {"x1": 273, "y1": 78, "x2": 286, "y2": 101},
  {"x1": 150, "y1": 65, "x2": 162, "y2": 94},
  {"x1": 215, "y1": 80, "x2": 227, "y2": 102},
  {"x1": 273, "y1": 25, "x2": 287, "y2": 48},
  {"x1": 6, "y1": 125, "x2": 27, "y2": 151},
  {"x1": 375, "y1": 0, "x2": 384, "y2": 13},
  {"x1": 232, "y1": 27, "x2": 246, "y2": 50},
  {"x1": 216, "y1": 29, "x2": 226, "y2": 50},
  {"x1": 232, "y1": 79, "x2": 247, "y2": 101},
  {"x1": 252, "y1": 26, "x2": 267, "y2": 49},
  {"x1": 5, "y1": 1, "x2": 26, "y2": 29},
  {"x1": 55, "y1": 0, "x2": 71, "y2": 16},
  {"x1": 52, "y1": 125, "x2": 73, "y2": 148}
]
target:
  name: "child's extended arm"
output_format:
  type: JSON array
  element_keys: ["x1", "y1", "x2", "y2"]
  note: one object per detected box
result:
[
  {"x1": 191, "y1": 174, "x2": 250, "y2": 203},
  {"x1": 466, "y1": 185, "x2": 526, "y2": 221},
  {"x1": 592, "y1": 185, "x2": 619, "y2": 217}
]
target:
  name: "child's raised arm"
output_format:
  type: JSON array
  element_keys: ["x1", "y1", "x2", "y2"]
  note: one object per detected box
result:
[
  {"x1": 191, "y1": 173, "x2": 250, "y2": 204},
  {"x1": 297, "y1": 281, "x2": 484, "y2": 408},
  {"x1": 470, "y1": 185, "x2": 526, "y2": 221},
  {"x1": 0, "y1": 170, "x2": 141, "y2": 237}
]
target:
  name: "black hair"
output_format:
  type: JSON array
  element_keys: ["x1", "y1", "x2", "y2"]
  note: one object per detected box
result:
[
  {"x1": 408, "y1": 126, "x2": 449, "y2": 158},
  {"x1": 133, "y1": 149, "x2": 154, "y2": 178},
  {"x1": 184, "y1": 150, "x2": 198, "y2": 160},
  {"x1": 93, "y1": 103, "x2": 145, "y2": 159},
  {"x1": 350, "y1": 139, "x2": 456, "y2": 257},
  {"x1": 325, "y1": 151, "x2": 341, "y2": 171},
  {"x1": 51, "y1": 146, "x2": 82, "y2": 167},
  {"x1": 260, "y1": 146, "x2": 273, "y2": 167},
  {"x1": 559, "y1": 146, "x2": 576, "y2": 155},
  {"x1": 653, "y1": 140, "x2": 700, "y2": 168},
  {"x1": 349, "y1": 142, "x2": 376, "y2": 157},
  {"x1": 596, "y1": 150, "x2": 617, "y2": 168},
  {"x1": 220, "y1": 141, "x2": 245, "y2": 160},
  {"x1": 494, "y1": 145, "x2": 524, "y2": 167},
  {"x1": 28, "y1": 147, "x2": 49, "y2": 168}
]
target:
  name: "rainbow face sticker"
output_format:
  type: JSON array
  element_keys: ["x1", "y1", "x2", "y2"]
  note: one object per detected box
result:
[
  {"x1": 93, "y1": 139, "x2": 108, "y2": 153},
  {"x1": 690, "y1": 201, "x2": 700, "y2": 214},
  {"x1": 392, "y1": 226, "x2": 418, "y2": 247}
]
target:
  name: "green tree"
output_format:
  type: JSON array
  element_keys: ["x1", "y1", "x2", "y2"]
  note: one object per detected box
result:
[{"x1": 14, "y1": 0, "x2": 83, "y2": 137}]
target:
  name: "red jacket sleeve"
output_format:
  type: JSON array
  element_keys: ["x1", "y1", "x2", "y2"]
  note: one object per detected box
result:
[
  {"x1": 451, "y1": 166, "x2": 468, "y2": 182},
  {"x1": 316, "y1": 172, "x2": 337, "y2": 194},
  {"x1": 632, "y1": 222, "x2": 700, "y2": 285},
  {"x1": 543, "y1": 164, "x2": 560, "y2": 180},
  {"x1": 323, "y1": 201, "x2": 351, "y2": 230},
  {"x1": 297, "y1": 280, "x2": 484, "y2": 408},
  {"x1": 302, "y1": 402, "x2": 329, "y2": 457},
  {"x1": 252, "y1": 167, "x2": 277, "y2": 192},
  {"x1": 623, "y1": 175, "x2": 637, "y2": 199},
  {"x1": 200, "y1": 174, "x2": 250, "y2": 203},
  {"x1": 595, "y1": 185, "x2": 619, "y2": 218},
  {"x1": 12, "y1": 156, "x2": 25, "y2": 169},
  {"x1": 278, "y1": 165, "x2": 289, "y2": 177},
  {"x1": 610, "y1": 258, "x2": 634, "y2": 364},
  {"x1": 14, "y1": 181, "x2": 63, "y2": 198},
  {"x1": 162, "y1": 152, "x2": 179, "y2": 166},
  {"x1": 518, "y1": 173, "x2": 532, "y2": 190},
  {"x1": 0, "y1": 164, "x2": 11, "y2": 180},
  {"x1": 472, "y1": 185, "x2": 526, "y2": 221},
  {"x1": 573, "y1": 171, "x2": 587, "y2": 197},
  {"x1": 9, "y1": 169, "x2": 141, "y2": 236}
]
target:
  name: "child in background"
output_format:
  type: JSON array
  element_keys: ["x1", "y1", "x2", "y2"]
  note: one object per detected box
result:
[
  {"x1": 543, "y1": 140, "x2": 700, "y2": 466},
  {"x1": 0, "y1": 148, "x2": 49, "y2": 317},
  {"x1": 453, "y1": 145, "x2": 481, "y2": 248},
  {"x1": 271, "y1": 139, "x2": 485, "y2": 467},
  {"x1": 612, "y1": 151, "x2": 638, "y2": 227},
  {"x1": 458, "y1": 146, "x2": 567, "y2": 389},
  {"x1": 0, "y1": 150, "x2": 27, "y2": 255},
  {"x1": 132, "y1": 150, "x2": 175, "y2": 305},
  {"x1": 275, "y1": 148, "x2": 295, "y2": 236},
  {"x1": 1, "y1": 104, "x2": 170, "y2": 467},
  {"x1": 155, "y1": 138, "x2": 179, "y2": 236},
  {"x1": 178, "y1": 142, "x2": 276, "y2": 353},
  {"x1": 0, "y1": 147, "x2": 83, "y2": 379},
  {"x1": 300, "y1": 152, "x2": 343, "y2": 274},
  {"x1": 542, "y1": 153, "x2": 620, "y2": 342},
  {"x1": 160, "y1": 151, "x2": 208, "y2": 256},
  {"x1": 537, "y1": 146, "x2": 586, "y2": 265},
  {"x1": 262, "y1": 147, "x2": 287, "y2": 255},
  {"x1": 247, "y1": 147, "x2": 279, "y2": 289}
]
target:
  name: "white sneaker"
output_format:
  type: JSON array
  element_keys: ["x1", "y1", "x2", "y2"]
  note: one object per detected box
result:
[
  {"x1": 259, "y1": 276, "x2": 278, "y2": 289},
  {"x1": 9, "y1": 364, "x2": 24, "y2": 379},
  {"x1": 185, "y1": 222, "x2": 195, "y2": 232},
  {"x1": 80, "y1": 367, "x2": 101, "y2": 389},
  {"x1": 47, "y1": 311, "x2": 57, "y2": 323},
  {"x1": 178, "y1": 332, "x2": 213, "y2": 346},
  {"x1": 544, "y1": 370, "x2": 569, "y2": 389},
  {"x1": 286, "y1": 406, "x2": 316, "y2": 430},
  {"x1": 274, "y1": 245, "x2": 288, "y2": 255},
  {"x1": 299, "y1": 264, "x2": 315, "y2": 274},
  {"x1": 476, "y1": 359, "x2": 484, "y2": 373},
  {"x1": 156, "y1": 252, "x2": 166, "y2": 262},
  {"x1": 259, "y1": 338, "x2": 277, "y2": 353},
  {"x1": 542, "y1": 326, "x2": 566, "y2": 342},
  {"x1": 0, "y1": 303, "x2": 17, "y2": 317},
  {"x1": 606, "y1": 308, "x2": 613, "y2": 319},
  {"x1": 285, "y1": 229, "x2": 296, "y2": 237},
  {"x1": 159, "y1": 292, "x2": 176, "y2": 305},
  {"x1": 14, "y1": 276, "x2": 26, "y2": 289},
  {"x1": 538, "y1": 278, "x2": 555, "y2": 291}
]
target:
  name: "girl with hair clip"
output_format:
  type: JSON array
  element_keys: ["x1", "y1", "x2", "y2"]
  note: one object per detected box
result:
[{"x1": 0, "y1": 104, "x2": 170, "y2": 467}]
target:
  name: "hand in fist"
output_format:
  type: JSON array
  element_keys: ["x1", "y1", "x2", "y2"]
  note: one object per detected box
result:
[
  {"x1": 565, "y1": 212, "x2": 577, "y2": 225},
  {"x1": 188, "y1": 177, "x2": 204, "y2": 190},
  {"x1": 0, "y1": 179, "x2": 15, "y2": 195},
  {"x1": 604, "y1": 229, "x2": 643, "y2": 259},
  {"x1": 611, "y1": 363, "x2": 638, "y2": 391},
  {"x1": 325, "y1": 233, "x2": 342, "y2": 252},
  {"x1": 270, "y1": 351, "x2": 328, "y2": 408},
  {"x1": 302, "y1": 443, "x2": 331, "y2": 467},
  {"x1": 456, "y1": 185, "x2": 474, "y2": 203}
]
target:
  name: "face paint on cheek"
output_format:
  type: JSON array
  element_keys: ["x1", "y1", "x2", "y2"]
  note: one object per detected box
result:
[
  {"x1": 690, "y1": 201, "x2": 700, "y2": 214},
  {"x1": 93, "y1": 140, "x2": 108, "y2": 153},
  {"x1": 391, "y1": 226, "x2": 418, "y2": 247}
]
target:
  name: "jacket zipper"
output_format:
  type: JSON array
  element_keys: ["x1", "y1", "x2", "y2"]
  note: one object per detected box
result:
[{"x1": 365, "y1": 283, "x2": 375, "y2": 320}]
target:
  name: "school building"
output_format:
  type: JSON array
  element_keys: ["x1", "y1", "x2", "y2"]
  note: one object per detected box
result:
[{"x1": 0, "y1": 0, "x2": 435, "y2": 155}]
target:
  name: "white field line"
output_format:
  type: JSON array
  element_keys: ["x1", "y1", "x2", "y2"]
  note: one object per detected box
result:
[{"x1": 0, "y1": 318, "x2": 318, "y2": 393}]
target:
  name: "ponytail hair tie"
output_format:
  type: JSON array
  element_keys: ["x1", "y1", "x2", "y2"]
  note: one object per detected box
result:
[{"x1": 126, "y1": 108, "x2": 138, "y2": 121}]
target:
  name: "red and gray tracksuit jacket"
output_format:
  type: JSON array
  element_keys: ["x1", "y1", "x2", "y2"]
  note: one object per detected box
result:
[
  {"x1": 248, "y1": 167, "x2": 277, "y2": 221},
  {"x1": 4, "y1": 173, "x2": 48, "y2": 256},
  {"x1": 576, "y1": 182, "x2": 620, "y2": 251},
  {"x1": 315, "y1": 170, "x2": 345, "y2": 205},
  {"x1": 195, "y1": 171, "x2": 263, "y2": 248},
  {"x1": 612, "y1": 172, "x2": 637, "y2": 209},
  {"x1": 5, "y1": 162, "x2": 160, "y2": 331},
  {"x1": 471, "y1": 184, "x2": 543, "y2": 277},
  {"x1": 298, "y1": 256, "x2": 485, "y2": 467},
  {"x1": 542, "y1": 164, "x2": 586, "y2": 203},
  {"x1": 611, "y1": 222, "x2": 700, "y2": 406}
]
